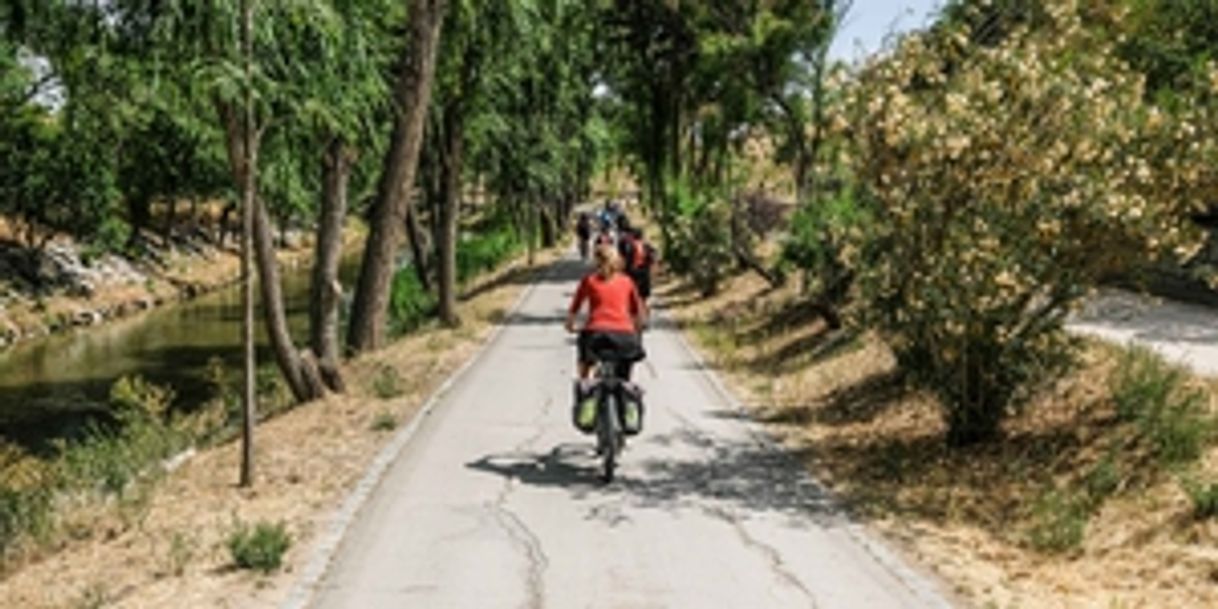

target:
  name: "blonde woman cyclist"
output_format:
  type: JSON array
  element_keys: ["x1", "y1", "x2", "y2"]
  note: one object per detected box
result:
[{"x1": 565, "y1": 244, "x2": 647, "y2": 429}]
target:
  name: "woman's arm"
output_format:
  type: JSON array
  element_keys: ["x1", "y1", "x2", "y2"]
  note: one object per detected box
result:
[
  {"x1": 632, "y1": 286, "x2": 649, "y2": 332},
  {"x1": 565, "y1": 277, "x2": 588, "y2": 334}
]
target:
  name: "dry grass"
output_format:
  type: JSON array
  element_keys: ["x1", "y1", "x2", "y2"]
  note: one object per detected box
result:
[
  {"x1": 0, "y1": 249, "x2": 554, "y2": 609},
  {"x1": 658, "y1": 269, "x2": 1218, "y2": 609}
]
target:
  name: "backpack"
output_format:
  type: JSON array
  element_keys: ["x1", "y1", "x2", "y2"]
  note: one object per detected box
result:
[{"x1": 630, "y1": 239, "x2": 654, "y2": 272}]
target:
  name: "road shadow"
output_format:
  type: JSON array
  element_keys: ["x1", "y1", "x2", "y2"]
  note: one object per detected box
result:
[
  {"x1": 466, "y1": 427, "x2": 840, "y2": 527},
  {"x1": 461, "y1": 257, "x2": 585, "y2": 302}
]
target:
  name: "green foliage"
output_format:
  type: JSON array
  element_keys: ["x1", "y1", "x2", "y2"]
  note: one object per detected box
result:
[
  {"x1": 227, "y1": 520, "x2": 291, "y2": 574},
  {"x1": 1027, "y1": 488, "x2": 1088, "y2": 553},
  {"x1": 781, "y1": 186, "x2": 870, "y2": 316},
  {"x1": 370, "y1": 411, "x2": 398, "y2": 432},
  {"x1": 109, "y1": 375, "x2": 174, "y2": 424},
  {"x1": 388, "y1": 268, "x2": 435, "y2": 337},
  {"x1": 1, "y1": 376, "x2": 191, "y2": 560},
  {"x1": 1117, "y1": 0, "x2": 1218, "y2": 96},
  {"x1": 60, "y1": 377, "x2": 185, "y2": 497},
  {"x1": 665, "y1": 179, "x2": 734, "y2": 296},
  {"x1": 1182, "y1": 476, "x2": 1218, "y2": 520},
  {"x1": 82, "y1": 217, "x2": 133, "y2": 262},
  {"x1": 1111, "y1": 347, "x2": 1214, "y2": 465},
  {"x1": 371, "y1": 365, "x2": 405, "y2": 400},
  {"x1": 457, "y1": 220, "x2": 523, "y2": 283},
  {"x1": 0, "y1": 485, "x2": 54, "y2": 558}
]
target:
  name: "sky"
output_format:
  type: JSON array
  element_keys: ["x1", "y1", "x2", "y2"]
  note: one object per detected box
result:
[{"x1": 829, "y1": 0, "x2": 945, "y2": 63}]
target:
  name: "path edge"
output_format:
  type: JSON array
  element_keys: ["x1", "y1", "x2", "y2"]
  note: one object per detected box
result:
[
  {"x1": 278, "y1": 260, "x2": 552, "y2": 609},
  {"x1": 659, "y1": 309, "x2": 958, "y2": 609}
]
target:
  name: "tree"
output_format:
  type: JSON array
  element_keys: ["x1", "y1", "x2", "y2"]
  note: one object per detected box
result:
[
  {"x1": 348, "y1": 0, "x2": 449, "y2": 353},
  {"x1": 427, "y1": 0, "x2": 520, "y2": 326},
  {"x1": 846, "y1": 4, "x2": 1218, "y2": 444}
]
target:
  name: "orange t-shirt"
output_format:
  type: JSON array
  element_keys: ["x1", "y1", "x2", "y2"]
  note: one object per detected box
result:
[{"x1": 569, "y1": 272, "x2": 643, "y2": 333}]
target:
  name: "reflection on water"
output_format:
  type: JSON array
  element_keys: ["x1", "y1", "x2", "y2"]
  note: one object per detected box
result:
[{"x1": 0, "y1": 254, "x2": 359, "y2": 443}]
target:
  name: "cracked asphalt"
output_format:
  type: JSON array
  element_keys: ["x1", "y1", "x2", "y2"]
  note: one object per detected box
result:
[{"x1": 307, "y1": 257, "x2": 954, "y2": 609}]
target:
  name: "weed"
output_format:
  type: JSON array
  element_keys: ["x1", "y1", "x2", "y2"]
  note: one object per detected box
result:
[
  {"x1": 0, "y1": 485, "x2": 53, "y2": 557},
  {"x1": 1110, "y1": 347, "x2": 1214, "y2": 465},
  {"x1": 72, "y1": 583, "x2": 111, "y2": 609},
  {"x1": 371, "y1": 412, "x2": 398, "y2": 432},
  {"x1": 165, "y1": 530, "x2": 196, "y2": 577},
  {"x1": 1083, "y1": 455, "x2": 1122, "y2": 502},
  {"x1": 227, "y1": 520, "x2": 291, "y2": 574},
  {"x1": 372, "y1": 365, "x2": 404, "y2": 400},
  {"x1": 1181, "y1": 476, "x2": 1218, "y2": 520},
  {"x1": 1028, "y1": 489, "x2": 1088, "y2": 553}
]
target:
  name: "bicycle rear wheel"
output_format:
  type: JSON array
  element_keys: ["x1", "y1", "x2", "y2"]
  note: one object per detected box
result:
[{"x1": 599, "y1": 394, "x2": 619, "y2": 483}]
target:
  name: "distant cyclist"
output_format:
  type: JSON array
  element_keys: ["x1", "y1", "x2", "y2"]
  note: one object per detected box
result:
[
  {"x1": 575, "y1": 212, "x2": 592, "y2": 261},
  {"x1": 617, "y1": 224, "x2": 656, "y2": 302}
]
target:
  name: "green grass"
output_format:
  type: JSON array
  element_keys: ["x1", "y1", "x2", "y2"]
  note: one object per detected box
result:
[
  {"x1": 370, "y1": 411, "x2": 398, "y2": 432},
  {"x1": 1182, "y1": 476, "x2": 1218, "y2": 519},
  {"x1": 1, "y1": 376, "x2": 192, "y2": 561},
  {"x1": 1111, "y1": 346, "x2": 1214, "y2": 465},
  {"x1": 1027, "y1": 488, "x2": 1089, "y2": 553},
  {"x1": 227, "y1": 520, "x2": 291, "y2": 574},
  {"x1": 371, "y1": 365, "x2": 405, "y2": 400}
]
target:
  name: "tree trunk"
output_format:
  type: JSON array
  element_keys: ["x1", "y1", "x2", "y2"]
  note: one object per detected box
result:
[
  {"x1": 253, "y1": 197, "x2": 322, "y2": 403},
  {"x1": 310, "y1": 137, "x2": 351, "y2": 392},
  {"x1": 347, "y1": 0, "x2": 448, "y2": 353},
  {"x1": 237, "y1": 0, "x2": 256, "y2": 489},
  {"x1": 405, "y1": 206, "x2": 432, "y2": 290},
  {"x1": 164, "y1": 198, "x2": 177, "y2": 242},
  {"x1": 436, "y1": 110, "x2": 463, "y2": 327},
  {"x1": 215, "y1": 101, "x2": 324, "y2": 406}
]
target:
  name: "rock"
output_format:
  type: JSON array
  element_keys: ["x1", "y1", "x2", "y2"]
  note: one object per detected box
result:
[{"x1": 72, "y1": 310, "x2": 103, "y2": 327}]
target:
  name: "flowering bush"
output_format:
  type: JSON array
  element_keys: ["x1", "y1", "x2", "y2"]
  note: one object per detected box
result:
[{"x1": 844, "y1": 0, "x2": 1218, "y2": 445}]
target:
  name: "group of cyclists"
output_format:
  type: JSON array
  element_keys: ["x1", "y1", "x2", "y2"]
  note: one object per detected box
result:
[{"x1": 566, "y1": 200, "x2": 656, "y2": 438}]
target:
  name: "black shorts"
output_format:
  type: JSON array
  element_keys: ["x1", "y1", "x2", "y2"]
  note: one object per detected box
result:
[
  {"x1": 577, "y1": 330, "x2": 644, "y2": 367},
  {"x1": 628, "y1": 270, "x2": 651, "y2": 300}
]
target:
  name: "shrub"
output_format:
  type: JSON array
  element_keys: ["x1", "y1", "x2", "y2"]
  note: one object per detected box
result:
[
  {"x1": 457, "y1": 224, "x2": 522, "y2": 283},
  {"x1": 227, "y1": 520, "x2": 291, "y2": 574},
  {"x1": 1110, "y1": 347, "x2": 1213, "y2": 465},
  {"x1": 1027, "y1": 489, "x2": 1088, "y2": 553},
  {"x1": 781, "y1": 186, "x2": 871, "y2": 326},
  {"x1": 60, "y1": 377, "x2": 186, "y2": 496},
  {"x1": 0, "y1": 485, "x2": 53, "y2": 557},
  {"x1": 372, "y1": 365, "x2": 404, "y2": 400},
  {"x1": 388, "y1": 267, "x2": 435, "y2": 336},
  {"x1": 666, "y1": 179, "x2": 734, "y2": 296},
  {"x1": 1182, "y1": 477, "x2": 1218, "y2": 520},
  {"x1": 370, "y1": 411, "x2": 398, "y2": 432},
  {"x1": 109, "y1": 375, "x2": 174, "y2": 424},
  {"x1": 846, "y1": 6, "x2": 1217, "y2": 445},
  {"x1": 81, "y1": 215, "x2": 132, "y2": 263}
]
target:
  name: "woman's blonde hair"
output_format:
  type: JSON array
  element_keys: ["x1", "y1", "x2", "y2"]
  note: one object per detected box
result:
[{"x1": 594, "y1": 243, "x2": 622, "y2": 278}]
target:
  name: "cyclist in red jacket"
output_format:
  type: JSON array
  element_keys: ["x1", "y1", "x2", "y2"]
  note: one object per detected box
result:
[{"x1": 565, "y1": 243, "x2": 647, "y2": 381}]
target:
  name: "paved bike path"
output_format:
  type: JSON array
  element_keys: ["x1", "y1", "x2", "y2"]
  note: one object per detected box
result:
[{"x1": 304, "y1": 258, "x2": 954, "y2": 609}]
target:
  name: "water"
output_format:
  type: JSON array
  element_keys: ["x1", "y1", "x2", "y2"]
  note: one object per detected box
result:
[{"x1": 0, "y1": 255, "x2": 360, "y2": 447}]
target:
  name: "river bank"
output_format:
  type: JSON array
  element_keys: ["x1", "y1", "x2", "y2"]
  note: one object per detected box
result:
[
  {"x1": 0, "y1": 246, "x2": 557, "y2": 609},
  {"x1": 0, "y1": 223, "x2": 332, "y2": 352}
]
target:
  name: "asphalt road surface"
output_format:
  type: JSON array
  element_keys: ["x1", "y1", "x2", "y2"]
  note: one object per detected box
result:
[{"x1": 305, "y1": 258, "x2": 954, "y2": 609}]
